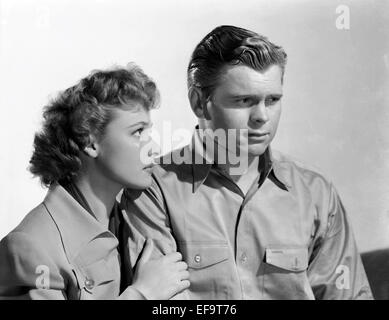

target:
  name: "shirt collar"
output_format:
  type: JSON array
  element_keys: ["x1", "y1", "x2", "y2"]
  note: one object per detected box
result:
[
  {"x1": 190, "y1": 126, "x2": 290, "y2": 192},
  {"x1": 43, "y1": 183, "x2": 118, "y2": 264}
]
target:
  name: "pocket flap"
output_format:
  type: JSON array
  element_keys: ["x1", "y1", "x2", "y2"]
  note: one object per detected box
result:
[
  {"x1": 79, "y1": 258, "x2": 118, "y2": 288},
  {"x1": 265, "y1": 247, "x2": 308, "y2": 272},
  {"x1": 179, "y1": 242, "x2": 230, "y2": 269}
]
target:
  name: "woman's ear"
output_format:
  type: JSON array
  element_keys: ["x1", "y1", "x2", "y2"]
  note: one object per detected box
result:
[
  {"x1": 83, "y1": 135, "x2": 99, "y2": 158},
  {"x1": 188, "y1": 87, "x2": 211, "y2": 120}
]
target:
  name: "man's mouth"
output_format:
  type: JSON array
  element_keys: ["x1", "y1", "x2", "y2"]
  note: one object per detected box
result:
[{"x1": 248, "y1": 131, "x2": 269, "y2": 138}]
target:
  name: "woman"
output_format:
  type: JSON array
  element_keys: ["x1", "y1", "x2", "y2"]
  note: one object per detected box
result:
[{"x1": 0, "y1": 64, "x2": 190, "y2": 299}]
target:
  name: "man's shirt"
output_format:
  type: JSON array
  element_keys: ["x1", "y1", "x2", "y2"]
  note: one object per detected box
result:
[{"x1": 121, "y1": 128, "x2": 373, "y2": 300}]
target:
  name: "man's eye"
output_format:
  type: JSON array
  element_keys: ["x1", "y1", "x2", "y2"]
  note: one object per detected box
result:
[
  {"x1": 238, "y1": 97, "x2": 252, "y2": 105},
  {"x1": 266, "y1": 97, "x2": 281, "y2": 106}
]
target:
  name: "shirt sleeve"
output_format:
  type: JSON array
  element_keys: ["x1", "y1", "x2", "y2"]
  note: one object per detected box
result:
[
  {"x1": 0, "y1": 231, "x2": 67, "y2": 300},
  {"x1": 121, "y1": 178, "x2": 178, "y2": 260},
  {"x1": 307, "y1": 183, "x2": 374, "y2": 300},
  {"x1": 120, "y1": 178, "x2": 190, "y2": 300}
]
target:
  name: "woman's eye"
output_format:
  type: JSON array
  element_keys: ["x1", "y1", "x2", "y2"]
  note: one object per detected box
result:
[{"x1": 133, "y1": 128, "x2": 144, "y2": 137}]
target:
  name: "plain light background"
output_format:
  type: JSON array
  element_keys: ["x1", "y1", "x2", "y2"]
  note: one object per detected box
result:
[{"x1": 0, "y1": 0, "x2": 388, "y2": 252}]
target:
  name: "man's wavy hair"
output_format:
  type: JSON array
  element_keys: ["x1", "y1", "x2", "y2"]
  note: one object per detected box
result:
[
  {"x1": 29, "y1": 63, "x2": 159, "y2": 187},
  {"x1": 187, "y1": 25, "x2": 287, "y2": 98}
]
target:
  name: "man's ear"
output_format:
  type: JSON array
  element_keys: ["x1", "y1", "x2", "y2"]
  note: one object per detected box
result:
[
  {"x1": 188, "y1": 87, "x2": 211, "y2": 120},
  {"x1": 83, "y1": 135, "x2": 99, "y2": 158}
]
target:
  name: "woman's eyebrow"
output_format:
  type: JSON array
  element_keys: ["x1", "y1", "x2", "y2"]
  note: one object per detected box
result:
[{"x1": 126, "y1": 121, "x2": 151, "y2": 129}]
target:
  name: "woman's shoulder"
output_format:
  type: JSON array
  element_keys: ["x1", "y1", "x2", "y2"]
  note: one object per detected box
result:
[
  {"x1": 1, "y1": 202, "x2": 64, "y2": 259},
  {"x1": 0, "y1": 203, "x2": 73, "y2": 299}
]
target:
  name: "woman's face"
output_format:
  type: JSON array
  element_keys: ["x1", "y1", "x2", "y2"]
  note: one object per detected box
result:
[{"x1": 94, "y1": 103, "x2": 157, "y2": 190}]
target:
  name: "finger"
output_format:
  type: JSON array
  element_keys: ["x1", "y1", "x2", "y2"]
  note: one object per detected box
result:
[
  {"x1": 179, "y1": 270, "x2": 190, "y2": 280},
  {"x1": 138, "y1": 239, "x2": 154, "y2": 265},
  {"x1": 178, "y1": 280, "x2": 190, "y2": 291},
  {"x1": 174, "y1": 261, "x2": 188, "y2": 271},
  {"x1": 164, "y1": 252, "x2": 182, "y2": 263}
]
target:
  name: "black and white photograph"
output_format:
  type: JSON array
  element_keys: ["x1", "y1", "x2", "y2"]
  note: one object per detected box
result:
[{"x1": 0, "y1": 0, "x2": 388, "y2": 307}]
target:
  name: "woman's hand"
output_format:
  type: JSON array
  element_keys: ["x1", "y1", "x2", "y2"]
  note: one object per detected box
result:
[{"x1": 129, "y1": 239, "x2": 190, "y2": 299}]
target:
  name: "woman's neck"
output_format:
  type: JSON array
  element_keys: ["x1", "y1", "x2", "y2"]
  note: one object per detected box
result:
[{"x1": 74, "y1": 173, "x2": 122, "y2": 228}]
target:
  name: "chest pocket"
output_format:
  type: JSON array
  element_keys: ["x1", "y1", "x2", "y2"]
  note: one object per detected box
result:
[
  {"x1": 265, "y1": 248, "x2": 308, "y2": 272},
  {"x1": 178, "y1": 242, "x2": 232, "y2": 299},
  {"x1": 263, "y1": 246, "x2": 314, "y2": 300},
  {"x1": 181, "y1": 242, "x2": 229, "y2": 269},
  {"x1": 74, "y1": 256, "x2": 120, "y2": 300}
]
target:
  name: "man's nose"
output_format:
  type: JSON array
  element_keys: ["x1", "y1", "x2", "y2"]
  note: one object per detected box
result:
[{"x1": 250, "y1": 101, "x2": 269, "y2": 124}]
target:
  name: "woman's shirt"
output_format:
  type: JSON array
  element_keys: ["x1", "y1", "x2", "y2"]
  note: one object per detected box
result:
[{"x1": 0, "y1": 183, "x2": 141, "y2": 299}]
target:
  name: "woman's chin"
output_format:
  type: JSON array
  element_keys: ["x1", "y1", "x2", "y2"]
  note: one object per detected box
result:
[{"x1": 124, "y1": 173, "x2": 153, "y2": 190}]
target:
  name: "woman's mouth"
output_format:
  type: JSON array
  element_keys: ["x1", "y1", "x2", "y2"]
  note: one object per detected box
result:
[{"x1": 143, "y1": 163, "x2": 155, "y2": 173}]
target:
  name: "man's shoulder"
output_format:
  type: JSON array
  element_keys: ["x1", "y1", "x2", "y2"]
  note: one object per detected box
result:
[
  {"x1": 272, "y1": 149, "x2": 327, "y2": 174},
  {"x1": 152, "y1": 146, "x2": 335, "y2": 188},
  {"x1": 271, "y1": 149, "x2": 334, "y2": 190}
]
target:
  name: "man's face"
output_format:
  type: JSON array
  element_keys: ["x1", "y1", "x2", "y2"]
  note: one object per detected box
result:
[{"x1": 204, "y1": 64, "x2": 283, "y2": 159}]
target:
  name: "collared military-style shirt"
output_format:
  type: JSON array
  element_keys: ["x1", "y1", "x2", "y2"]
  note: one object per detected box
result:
[
  {"x1": 121, "y1": 128, "x2": 373, "y2": 300},
  {"x1": 0, "y1": 184, "x2": 142, "y2": 300}
]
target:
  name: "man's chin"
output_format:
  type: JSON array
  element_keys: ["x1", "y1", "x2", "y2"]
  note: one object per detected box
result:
[{"x1": 247, "y1": 144, "x2": 268, "y2": 157}]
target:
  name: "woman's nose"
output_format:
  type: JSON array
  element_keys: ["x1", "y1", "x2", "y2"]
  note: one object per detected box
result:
[
  {"x1": 139, "y1": 136, "x2": 161, "y2": 166},
  {"x1": 147, "y1": 139, "x2": 161, "y2": 159}
]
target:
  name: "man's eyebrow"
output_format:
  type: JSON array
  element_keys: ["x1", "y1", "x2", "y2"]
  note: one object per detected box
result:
[
  {"x1": 270, "y1": 93, "x2": 283, "y2": 96},
  {"x1": 228, "y1": 93, "x2": 283, "y2": 99},
  {"x1": 228, "y1": 94, "x2": 260, "y2": 99}
]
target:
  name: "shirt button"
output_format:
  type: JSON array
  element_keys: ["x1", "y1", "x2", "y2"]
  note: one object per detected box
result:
[
  {"x1": 84, "y1": 278, "x2": 95, "y2": 290},
  {"x1": 241, "y1": 253, "x2": 247, "y2": 263},
  {"x1": 194, "y1": 254, "x2": 201, "y2": 263}
]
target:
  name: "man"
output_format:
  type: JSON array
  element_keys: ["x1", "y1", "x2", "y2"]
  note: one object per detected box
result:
[{"x1": 120, "y1": 25, "x2": 373, "y2": 299}]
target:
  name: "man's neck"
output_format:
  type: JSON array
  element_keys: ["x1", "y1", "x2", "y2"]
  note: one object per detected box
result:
[
  {"x1": 216, "y1": 155, "x2": 258, "y2": 178},
  {"x1": 217, "y1": 156, "x2": 260, "y2": 195},
  {"x1": 196, "y1": 124, "x2": 264, "y2": 194}
]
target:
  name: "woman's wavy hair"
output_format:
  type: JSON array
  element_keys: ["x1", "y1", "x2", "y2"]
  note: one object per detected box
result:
[
  {"x1": 29, "y1": 63, "x2": 159, "y2": 187},
  {"x1": 187, "y1": 25, "x2": 287, "y2": 99}
]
